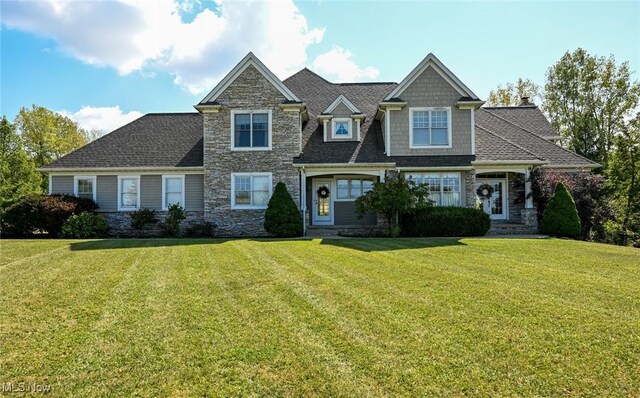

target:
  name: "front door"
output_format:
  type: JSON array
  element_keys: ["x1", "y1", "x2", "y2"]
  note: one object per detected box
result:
[
  {"x1": 312, "y1": 180, "x2": 333, "y2": 225},
  {"x1": 477, "y1": 179, "x2": 507, "y2": 220}
]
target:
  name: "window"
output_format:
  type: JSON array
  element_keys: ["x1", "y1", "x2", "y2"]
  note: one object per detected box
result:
[
  {"x1": 231, "y1": 173, "x2": 272, "y2": 209},
  {"x1": 407, "y1": 172, "x2": 460, "y2": 206},
  {"x1": 162, "y1": 175, "x2": 185, "y2": 210},
  {"x1": 117, "y1": 176, "x2": 140, "y2": 211},
  {"x1": 231, "y1": 110, "x2": 272, "y2": 150},
  {"x1": 410, "y1": 107, "x2": 451, "y2": 148},
  {"x1": 332, "y1": 118, "x2": 352, "y2": 139},
  {"x1": 74, "y1": 176, "x2": 96, "y2": 201},
  {"x1": 336, "y1": 178, "x2": 374, "y2": 200}
]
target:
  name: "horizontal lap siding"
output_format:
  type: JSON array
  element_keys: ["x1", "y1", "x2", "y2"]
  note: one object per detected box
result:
[
  {"x1": 185, "y1": 174, "x2": 204, "y2": 211},
  {"x1": 334, "y1": 201, "x2": 376, "y2": 226},
  {"x1": 50, "y1": 176, "x2": 74, "y2": 195},
  {"x1": 140, "y1": 175, "x2": 162, "y2": 210},
  {"x1": 96, "y1": 175, "x2": 117, "y2": 211}
]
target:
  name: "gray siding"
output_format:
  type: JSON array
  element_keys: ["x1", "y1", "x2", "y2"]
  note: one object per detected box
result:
[
  {"x1": 326, "y1": 102, "x2": 355, "y2": 142},
  {"x1": 140, "y1": 175, "x2": 162, "y2": 210},
  {"x1": 50, "y1": 176, "x2": 74, "y2": 195},
  {"x1": 390, "y1": 66, "x2": 472, "y2": 156},
  {"x1": 185, "y1": 174, "x2": 204, "y2": 211},
  {"x1": 334, "y1": 201, "x2": 376, "y2": 226},
  {"x1": 96, "y1": 175, "x2": 117, "y2": 211}
]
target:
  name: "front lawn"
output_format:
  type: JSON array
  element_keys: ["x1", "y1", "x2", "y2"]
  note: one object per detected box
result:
[{"x1": 0, "y1": 238, "x2": 638, "y2": 396}]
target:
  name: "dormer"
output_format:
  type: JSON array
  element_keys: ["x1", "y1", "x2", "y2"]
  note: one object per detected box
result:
[{"x1": 319, "y1": 94, "x2": 365, "y2": 142}]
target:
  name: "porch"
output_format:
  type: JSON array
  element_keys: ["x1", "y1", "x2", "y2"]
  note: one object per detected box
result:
[{"x1": 475, "y1": 169, "x2": 537, "y2": 229}]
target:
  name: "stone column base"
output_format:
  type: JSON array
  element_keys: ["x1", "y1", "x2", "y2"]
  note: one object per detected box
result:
[{"x1": 521, "y1": 208, "x2": 538, "y2": 228}]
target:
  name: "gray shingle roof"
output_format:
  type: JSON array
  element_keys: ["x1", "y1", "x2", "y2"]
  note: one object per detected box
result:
[
  {"x1": 475, "y1": 109, "x2": 599, "y2": 167},
  {"x1": 41, "y1": 113, "x2": 203, "y2": 169},
  {"x1": 43, "y1": 68, "x2": 595, "y2": 170}
]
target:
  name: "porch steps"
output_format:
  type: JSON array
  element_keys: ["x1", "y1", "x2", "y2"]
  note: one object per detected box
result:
[{"x1": 488, "y1": 222, "x2": 538, "y2": 236}]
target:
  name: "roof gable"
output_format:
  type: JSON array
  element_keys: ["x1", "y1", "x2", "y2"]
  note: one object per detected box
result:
[
  {"x1": 198, "y1": 52, "x2": 300, "y2": 105},
  {"x1": 384, "y1": 53, "x2": 478, "y2": 101},
  {"x1": 322, "y1": 94, "x2": 361, "y2": 114}
]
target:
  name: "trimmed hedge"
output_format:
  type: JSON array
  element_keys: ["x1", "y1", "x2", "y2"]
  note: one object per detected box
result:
[
  {"x1": 400, "y1": 206, "x2": 491, "y2": 237},
  {"x1": 61, "y1": 212, "x2": 110, "y2": 238},
  {"x1": 264, "y1": 182, "x2": 302, "y2": 237},
  {"x1": 540, "y1": 182, "x2": 581, "y2": 238},
  {"x1": 1, "y1": 194, "x2": 98, "y2": 237}
]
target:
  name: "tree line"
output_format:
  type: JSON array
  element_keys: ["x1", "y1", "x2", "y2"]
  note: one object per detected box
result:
[
  {"x1": 1, "y1": 105, "x2": 90, "y2": 208},
  {"x1": 487, "y1": 48, "x2": 639, "y2": 246}
]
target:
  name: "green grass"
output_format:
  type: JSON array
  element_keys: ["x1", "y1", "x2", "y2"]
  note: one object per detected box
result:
[{"x1": 0, "y1": 238, "x2": 638, "y2": 397}]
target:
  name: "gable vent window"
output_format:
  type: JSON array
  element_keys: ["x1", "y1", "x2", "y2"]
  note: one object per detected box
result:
[
  {"x1": 331, "y1": 118, "x2": 352, "y2": 139},
  {"x1": 232, "y1": 110, "x2": 272, "y2": 150},
  {"x1": 410, "y1": 107, "x2": 451, "y2": 148}
]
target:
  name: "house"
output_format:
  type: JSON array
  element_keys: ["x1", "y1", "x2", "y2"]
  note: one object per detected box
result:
[{"x1": 41, "y1": 52, "x2": 598, "y2": 236}]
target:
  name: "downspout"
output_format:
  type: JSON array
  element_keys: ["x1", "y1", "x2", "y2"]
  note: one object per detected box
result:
[{"x1": 300, "y1": 166, "x2": 307, "y2": 236}]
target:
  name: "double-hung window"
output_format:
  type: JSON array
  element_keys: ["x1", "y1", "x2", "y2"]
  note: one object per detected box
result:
[
  {"x1": 74, "y1": 176, "x2": 96, "y2": 201},
  {"x1": 410, "y1": 107, "x2": 451, "y2": 148},
  {"x1": 162, "y1": 175, "x2": 185, "y2": 210},
  {"x1": 407, "y1": 172, "x2": 461, "y2": 206},
  {"x1": 231, "y1": 173, "x2": 272, "y2": 209},
  {"x1": 232, "y1": 110, "x2": 271, "y2": 150},
  {"x1": 118, "y1": 176, "x2": 140, "y2": 211},
  {"x1": 336, "y1": 178, "x2": 374, "y2": 200}
]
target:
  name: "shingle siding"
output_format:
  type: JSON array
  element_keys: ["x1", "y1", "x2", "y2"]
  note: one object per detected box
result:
[
  {"x1": 390, "y1": 67, "x2": 472, "y2": 156},
  {"x1": 50, "y1": 176, "x2": 74, "y2": 195},
  {"x1": 96, "y1": 175, "x2": 117, "y2": 211}
]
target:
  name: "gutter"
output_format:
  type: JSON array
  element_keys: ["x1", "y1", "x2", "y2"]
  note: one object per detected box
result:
[
  {"x1": 292, "y1": 162, "x2": 396, "y2": 168},
  {"x1": 38, "y1": 166, "x2": 205, "y2": 173}
]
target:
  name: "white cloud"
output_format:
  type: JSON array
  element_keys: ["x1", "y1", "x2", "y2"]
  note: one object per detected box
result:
[
  {"x1": 58, "y1": 106, "x2": 143, "y2": 134},
  {"x1": 1, "y1": 0, "x2": 343, "y2": 94},
  {"x1": 311, "y1": 46, "x2": 379, "y2": 82}
]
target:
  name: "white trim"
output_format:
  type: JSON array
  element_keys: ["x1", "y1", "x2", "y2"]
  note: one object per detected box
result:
[
  {"x1": 303, "y1": 168, "x2": 387, "y2": 178},
  {"x1": 48, "y1": 174, "x2": 52, "y2": 195},
  {"x1": 300, "y1": 168, "x2": 307, "y2": 236},
  {"x1": 473, "y1": 160, "x2": 547, "y2": 166},
  {"x1": 199, "y1": 52, "x2": 300, "y2": 104},
  {"x1": 476, "y1": 177, "x2": 508, "y2": 220},
  {"x1": 385, "y1": 53, "x2": 479, "y2": 100},
  {"x1": 331, "y1": 118, "x2": 353, "y2": 139},
  {"x1": 323, "y1": 119, "x2": 328, "y2": 142},
  {"x1": 230, "y1": 172, "x2": 273, "y2": 210},
  {"x1": 73, "y1": 175, "x2": 97, "y2": 201},
  {"x1": 355, "y1": 119, "x2": 361, "y2": 141},
  {"x1": 471, "y1": 108, "x2": 476, "y2": 155},
  {"x1": 322, "y1": 94, "x2": 360, "y2": 114},
  {"x1": 161, "y1": 174, "x2": 186, "y2": 211},
  {"x1": 117, "y1": 175, "x2": 141, "y2": 211},
  {"x1": 40, "y1": 167, "x2": 204, "y2": 173},
  {"x1": 409, "y1": 107, "x2": 453, "y2": 149},
  {"x1": 230, "y1": 109, "x2": 273, "y2": 151}
]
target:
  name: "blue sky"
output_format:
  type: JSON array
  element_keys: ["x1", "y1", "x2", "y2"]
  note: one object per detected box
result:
[{"x1": 1, "y1": 0, "x2": 639, "y2": 132}]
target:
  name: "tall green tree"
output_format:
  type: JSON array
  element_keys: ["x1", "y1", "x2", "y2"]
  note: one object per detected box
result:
[
  {"x1": 486, "y1": 78, "x2": 543, "y2": 107},
  {"x1": 544, "y1": 48, "x2": 640, "y2": 166},
  {"x1": 15, "y1": 105, "x2": 89, "y2": 168},
  {"x1": 0, "y1": 116, "x2": 42, "y2": 208},
  {"x1": 607, "y1": 115, "x2": 640, "y2": 243}
]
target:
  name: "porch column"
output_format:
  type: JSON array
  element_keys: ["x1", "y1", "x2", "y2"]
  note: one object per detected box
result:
[
  {"x1": 524, "y1": 168, "x2": 533, "y2": 209},
  {"x1": 300, "y1": 168, "x2": 307, "y2": 235}
]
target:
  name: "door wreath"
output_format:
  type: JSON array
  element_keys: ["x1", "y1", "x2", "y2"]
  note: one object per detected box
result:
[
  {"x1": 317, "y1": 186, "x2": 330, "y2": 199},
  {"x1": 476, "y1": 183, "x2": 494, "y2": 199}
]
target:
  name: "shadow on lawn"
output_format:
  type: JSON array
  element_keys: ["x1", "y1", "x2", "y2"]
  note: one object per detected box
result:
[
  {"x1": 319, "y1": 238, "x2": 466, "y2": 252},
  {"x1": 68, "y1": 237, "x2": 315, "y2": 251}
]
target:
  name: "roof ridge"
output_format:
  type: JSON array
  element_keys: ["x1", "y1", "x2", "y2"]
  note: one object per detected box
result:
[
  {"x1": 482, "y1": 105, "x2": 537, "y2": 109},
  {"x1": 483, "y1": 109, "x2": 599, "y2": 166},
  {"x1": 476, "y1": 125, "x2": 544, "y2": 161}
]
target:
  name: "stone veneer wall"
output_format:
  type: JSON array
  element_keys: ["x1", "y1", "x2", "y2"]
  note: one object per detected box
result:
[
  {"x1": 508, "y1": 172, "x2": 525, "y2": 223},
  {"x1": 203, "y1": 65, "x2": 301, "y2": 237},
  {"x1": 103, "y1": 211, "x2": 205, "y2": 237},
  {"x1": 464, "y1": 170, "x2": 477, "y2": 208}
]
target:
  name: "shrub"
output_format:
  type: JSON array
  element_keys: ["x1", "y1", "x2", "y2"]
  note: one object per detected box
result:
[
  {"x1": 185, "y1": 222, "x2": 216, "y2": 238},
  {"x1": 61, "y1": 212, "x2": 110, "y2": 238},
  {"x1": 540, "y1": 182, "x2": 581, "y2": 238},
  {"x1": 1, "y1": 194, "x2": 44, "y2": 237},
  {"x1": 355, "y1": 176, "x2": 432, "y2": 237},
  {"x1": 130, "y1": 208, "x2": 158, "y2": 231},
  {"x1": 161, "y1": 203, "x2": 186, "y2": 237},
  {"x1": 0, "y1": 194, "x2": 98, "y2": 237},
  {"x1": 400, "y1": 206, "x2": 491, "y2": 237},
  {"x1": 264, "y1": 182, "x2": 302, "y2": 237}
]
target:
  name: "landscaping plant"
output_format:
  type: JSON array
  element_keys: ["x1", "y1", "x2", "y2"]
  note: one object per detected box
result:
[
  {"x1": 264, "y1": 182, "x2": 302, "y2": 237},
  {"x1": 540, "y1": 182, "x2": 582, "y2": 238},
  {"x1": 61, "y1": 212, "x2": 110, "y2": 238}
]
